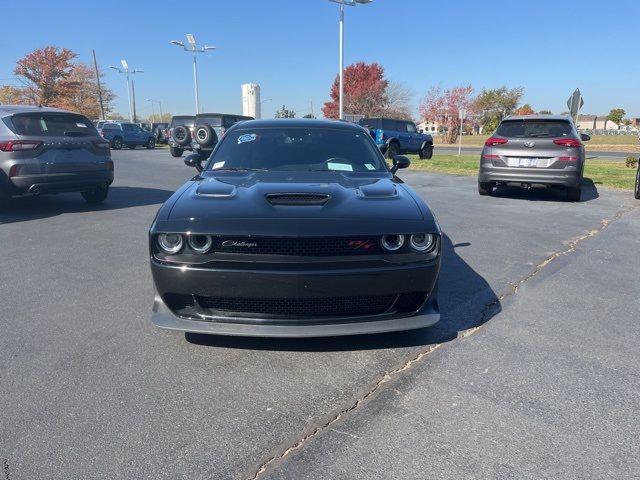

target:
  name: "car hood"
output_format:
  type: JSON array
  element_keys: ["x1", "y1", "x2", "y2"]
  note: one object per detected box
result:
[{"x1": 169, "y1": 170, "x2": 421, "y2": 219}]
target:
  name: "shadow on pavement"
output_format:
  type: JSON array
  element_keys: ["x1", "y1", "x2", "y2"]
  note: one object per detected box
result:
[
  {"x1": 185, "y1": 234, "x2": 501, "y2": 352},
  {"x1": 491, "y1": 178, "x2": 598, "y2": 203},
  {"x1": 0, "y1": 186, "x2": 174, "y2": 224}
]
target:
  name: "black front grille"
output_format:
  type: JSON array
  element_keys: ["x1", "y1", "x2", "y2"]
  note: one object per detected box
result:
[
  {"x1": 195, "y1": 294, "x2": 396, "y2": 318},
  {"x1": 266, "y1": 193, "x2": 330, "y2": 205},
  {"x1": 211, "y1": 236, "x2": 386, "y2": 256}
]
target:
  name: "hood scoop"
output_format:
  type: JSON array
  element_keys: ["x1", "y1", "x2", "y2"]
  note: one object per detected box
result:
[
  {"x1": 357, "y1": 182, "x2": 398, "y2": 198},
  {"x1": 196, "y1": 178, "x2": 236, "y2": 197},
  {"x1": 266, "y1": 193, "x2": 330, "y2": 206}
]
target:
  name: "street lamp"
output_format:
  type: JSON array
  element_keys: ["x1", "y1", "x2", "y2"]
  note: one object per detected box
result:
[
  {"x1": 328, "y1": 0, "x2": 372, "y2": 120},
  {"x1": 170, "y1": 34, "x2": 216, "y2": 114},
  {"x1": 110, "y1": 60, "x2": 143, "y2": 122},
  {"x1": 146, "y1": 98, "x2": 163, "y2": 121}
]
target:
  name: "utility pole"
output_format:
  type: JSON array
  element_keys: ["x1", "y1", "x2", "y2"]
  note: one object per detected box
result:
[
  {"x1": 131, "y1": 79, "x2": 137, "y2": 123},
  {"x1": 92, "y1": 50, "x2": 105, "y2": 119}
]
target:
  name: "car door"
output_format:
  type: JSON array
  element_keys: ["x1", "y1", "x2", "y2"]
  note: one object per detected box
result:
[
  {"x1": 133, "y1": 124, "x2": 146, "y2": 145},
  {"x1": 396, "y1": 121, "x2": 413, "y2": 152},
  {"x1": 121, "y1": 124, "x2": 135, "y2": 144},
  {"x1": 405, "y1": 121, "x2": 421, "y2": 152}
]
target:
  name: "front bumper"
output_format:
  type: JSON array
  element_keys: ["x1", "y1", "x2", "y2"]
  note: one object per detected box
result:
[
  {"x1": 9, "y1": 171, "x2": 114, "y2": 195},
  {"x1": 150, "y1": 258, "x2": 440, "y2": 337},
  {"x1": 479, "y1": 164, "x2": 581, "y2": 188}
]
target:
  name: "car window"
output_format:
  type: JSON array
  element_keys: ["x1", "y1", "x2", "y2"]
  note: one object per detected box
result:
[
  {"x1": 382, "y1": 119, "x2": 398, "y2": 131},
  {"x1": 496, "y1": 120, "x2": 573, "y2": 138},
  {"x1": 405, "y1": 122, "x2": 417, "y2": 133},
  {"x1": 208, "y1": 127, "x2": 386, "y2": 173},
  {"x1": 196, "y1": 116, "x2": 223, "y2": 127},
  {"x1": 170, "y1": 117, "x2": 195, "y2": 128},
  {"x1": 8, "y1": 112, "x2": 96, "y2": 136},
  {"x1": 358, "y1": 118, "x2": 379, "y2": 129},
  {"x1": 223, "y1": 116, "x2": 237, "y2": 128},
  {"x1": 102, "y1": 123, "x2": 120, "y2": 130}
]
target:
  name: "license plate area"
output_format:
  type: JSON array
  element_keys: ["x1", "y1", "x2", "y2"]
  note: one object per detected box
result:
[{"x1": 506, "y1": 157, "x2": 550, "y2": 168}]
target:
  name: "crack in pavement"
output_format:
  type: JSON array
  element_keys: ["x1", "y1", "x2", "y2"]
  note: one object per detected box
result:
[
  {"x1": 3, "y1": 458, "x2": 10, "y2": 480},
  {"x1": 247, "y1": 204, "x2": 638, "y2": 480}
]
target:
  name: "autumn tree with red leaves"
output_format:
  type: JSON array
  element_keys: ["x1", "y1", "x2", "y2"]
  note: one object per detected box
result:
[
  {"x1": 515, "y1": 103, "x2": 535, "y2": 116},
  {"x1": 322, "y1": 62, "x2": 412, "y2": 119},
  {"x1": 4, "y1": 46, "x2": 115, "y2": 118},
  {"x1": 418, "y1": 85, "x2": 475, "y2": 144}
]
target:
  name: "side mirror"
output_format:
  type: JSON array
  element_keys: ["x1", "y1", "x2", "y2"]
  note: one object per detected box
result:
[
  {"x1": 390, "y1": 154, "x2": 411, "y2": 174},
  {"x1": 184, "y1": 153, "x2": 204, "y2": 172},
  {"x1": 580, "y1": 133, "x2": 591, "y2": 142}
]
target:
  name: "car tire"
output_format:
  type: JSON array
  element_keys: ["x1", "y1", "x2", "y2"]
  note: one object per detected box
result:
[
  {"x1": 170, "y1": 146, "x2": 184, "y2": 157},
  {"x1": 419, "y1": 144, "x2": 433, "y2": 160},
  {"x1": 194, "y1": 124, "x2": 218, "y2": 147},
  {"x1": 111, "y1": 137, "x2": 123, "y2": 150},
  {"x1": 566, "y1": 185, "x2": 582, "y2": 202},
  {"x1": 172, "y1": 125, "x2": 191, "y2": 147},
  {"x1": 147, "y1": 138, "x2": 156, "y2": 149},
  {"x1": 385, "y1": 142, "x2": 400, "y2": 159},
  {"x1": 81, "y1": 185, "x2": 109, "y2": 204},
  {"x1": 634, "y1": 164, "x2": 640, "y2": 199},
  {"x1": 478, "y1": 182, "x2": 493, "y2": 196}
]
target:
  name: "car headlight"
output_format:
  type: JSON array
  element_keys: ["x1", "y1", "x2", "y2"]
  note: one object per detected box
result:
[
  {"x1": 409, "y1": 233, "x2": 435, "y2": 252},
  {"x1": 158, "y1": 233, "x2": 184, "y2": 254},
  {"x1": 381, "y1": 234, "x2": 405, "y2": 251},
  {"x1": 187, "y1": 234, "x2": 212, "y2": 254}
]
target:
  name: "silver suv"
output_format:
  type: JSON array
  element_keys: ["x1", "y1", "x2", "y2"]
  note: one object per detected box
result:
[
  {"x1": 478, "y1": 115, "x2": 590, "y2": 201},
  {"x1": 0, "y1": 105, "x2": 113, "y2": 211}
]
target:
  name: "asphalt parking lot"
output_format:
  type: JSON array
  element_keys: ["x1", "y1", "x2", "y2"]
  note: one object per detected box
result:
[{"x1": 1, "y1": 149, "x2": 638, "y2": 479}]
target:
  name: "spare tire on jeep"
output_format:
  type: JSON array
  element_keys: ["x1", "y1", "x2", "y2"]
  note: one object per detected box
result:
[
  {"x1": 172, "y1": 125, "x2": 191, "y2": 147},
  {"x1": 194, "y1": 124, "x2": 218, "y2": 148}
]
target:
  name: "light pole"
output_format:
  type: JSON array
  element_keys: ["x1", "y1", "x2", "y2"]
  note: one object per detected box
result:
[
  {"x1": 110, "y1": 60, "x2": 143, "y2": 123},
  {"x1": 170, "y1": 34, "x2": 216, "y2": 114},
  {"x1": 147, "y1": 99, "x2": 163, "y2": 121},
  {"x1": 328, "y1": 0, "x2": 372, "y2": 120}
]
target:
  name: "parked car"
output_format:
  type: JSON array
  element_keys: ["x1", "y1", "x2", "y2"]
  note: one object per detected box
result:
[
  {"x1": 358, "y1": 117, "x2": 434, "y2": 159},
  {"x1": 478, "y1": 115, "x2": 589, "y2": 201},
  {"x1": 635, "y1": 160, "x2": 640, "y2": 199},
  {"x1": 98, "y1": 122, "x2": 156, "y2": 150},
  {"x1": 168, "y1": 115, "x2": 195, "y2": 157},
  {"x1": 150, "y1": 122, "x2": 168, "y2": 144},
  {"x1": 171, "y1": 113, "x2": 253, "y2": 159},
  {"x1": 0, "y1": 105, "x2": 113, "y2": 211},
  {"x1": 149, "y1": 119, "x2": 441, "y2": 337}
]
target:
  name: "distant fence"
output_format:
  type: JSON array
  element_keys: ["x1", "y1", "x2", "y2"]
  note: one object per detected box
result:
[{"x1": 579, "y1": 129, "x2": 638, "y2": 136}]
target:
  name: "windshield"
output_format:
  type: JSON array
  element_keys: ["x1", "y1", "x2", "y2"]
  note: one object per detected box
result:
[
  {"x1": 170, "y1": 116, "x2": 194, "y2": 128},
  {"x1": 8, "y1": 112, "x2": 97, "y2": 136},
  {"x1": 196, "y1": 116, "x2": 222, "y2": 127},
  {"x1": 207, "y1": 127, "x2": 387, "y2": 173},
  {"x1": 496, "y1": 119, "x2": 573, "y2": 138}
]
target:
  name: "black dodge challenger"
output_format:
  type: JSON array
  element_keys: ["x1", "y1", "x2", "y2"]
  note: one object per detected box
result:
[{"x1": 149, "y1": 119, "x2": 442, "y2": 337}]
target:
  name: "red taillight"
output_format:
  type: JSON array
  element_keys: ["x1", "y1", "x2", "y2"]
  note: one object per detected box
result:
[
  {"x1": 93, "y1": 139, "x2": 111, "y2": 149},
  {"x1": 485, "y1": 137, "x2": 508, "y2": 147},
  {"x1": 0, "y1": 140, "x2": 42, "y2": 152},
  {"x1": 482, "y1": 154, "x2": 501, "y2": 160},
  {"x1": 8, "y1": 165, "x2": 18, "y2": 177},
  {"x1": 107, "y1": 160, "x2": 114, "y2": 171},
  {"x1": 558, "y1": 156, "x2": 578, "y2": 162},
  {"x1": 553, "y1": 138, "x2": 582, "y2": 148}
]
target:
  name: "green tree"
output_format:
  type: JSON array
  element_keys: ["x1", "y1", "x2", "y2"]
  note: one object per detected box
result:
[
  {"x1": 607, "y1": 108, "x2": 625, "y2": 125},
  {"x1": 274, "y1": 105, "x2": 296, "y2": 118},
  {"x1": 538, "y1": 109, "x2": 553, "y2": 115},
  {"x1": 473, "y1": 86, "x2": 524, "y2": 132},
  {"x1": 302, "y1": 113, "x2": 316, "y2": 119}
]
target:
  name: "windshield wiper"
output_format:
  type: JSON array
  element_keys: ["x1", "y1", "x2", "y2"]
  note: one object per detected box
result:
[
  {"x1": 213, "y1": 167, "x2": 268, "y2": 172},
  {"x1": 64, "y1": 131, "x2": 91, "y2": 137}
]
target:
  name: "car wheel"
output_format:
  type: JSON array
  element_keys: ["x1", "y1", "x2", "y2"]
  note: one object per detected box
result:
[
  {"x1": 81, "y1": 185, "x2": 109, "y2": 204},
  {"x1": 634, "y1": 165, "x2": 640, "y2": 199},
  {"x1": 566, "y1": 185, "x2": 582, "y2": 202},
  {"x1": 172, "y1": 125, "x2": 191, "y2": 147},
  {"x1": 170, "y1": 146, "x2": 184, "y2": 157},
  {"x1": 385, "y1": 142, "x2": 400, "y2": 159},
  {"x1": 419, "y1": 144, "x2": 433, "y2": 160},
  {"x1": 478, "y1": 182, "x2": 493, "y2": 196},
  {"x1": 147, "y1": 138, "x2": 156, "y2": 149},
  {"x1": 111, "y1": 137, "x2": 122, "y2": 150}
]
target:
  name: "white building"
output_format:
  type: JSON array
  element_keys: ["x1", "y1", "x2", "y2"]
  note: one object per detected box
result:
[
  {"x1": 416, "y1": 120, "x2": 441, "y2": 135},
  {"x1": 576, "y1": 115, "x2": 619, "y2": 130},
  {"x1": 241, "y1": 83, "x2": 261, "y2": 119}
]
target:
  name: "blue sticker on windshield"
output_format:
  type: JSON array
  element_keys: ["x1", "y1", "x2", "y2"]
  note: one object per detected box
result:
[{"x1": 237, "y1": 133, "x2": 257, "y2": 144}]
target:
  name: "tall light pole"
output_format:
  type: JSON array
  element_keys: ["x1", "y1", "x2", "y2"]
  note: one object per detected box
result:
[
  {"x1": 170, "y1": 34, "x2": 216, "y2": 114},
  {"x1": 110, "y1": 60, "x2": 143, "y2": 122},
  {"x1": 328, "y1": 0, "x2": 372, "y2": 120},
  {"x1": 147, "y1": 98, "x2": 163, "y2": 121}
]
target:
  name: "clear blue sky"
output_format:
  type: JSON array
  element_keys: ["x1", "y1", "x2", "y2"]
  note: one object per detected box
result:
[{"x1": 1, "y1": 0, "x2": 638, "y2": 119}]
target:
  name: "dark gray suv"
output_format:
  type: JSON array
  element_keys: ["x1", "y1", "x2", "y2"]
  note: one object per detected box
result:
[
  {"x1": 478, "y1": 115, "x2": 589, "y2": 201},
  {"x1": 0, "y1": 105, "x2": 113, "y2": 211}
]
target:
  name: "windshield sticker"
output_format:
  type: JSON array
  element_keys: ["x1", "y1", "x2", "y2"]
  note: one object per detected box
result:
[
  {"x1": 212, "y1": 161, "x2": 225, "y2": 169},
  {"x1": 76, "y1": 122, "x2": 87, "y2": 128},
  {"x1": 237, "y1": 133, "x2": 257, "y2": 144},
  {"x1": 365, "y1": 164, "x2": 375, "y2": 170},
  {"x1": 327, "y1": 163, "x2": 353, "y2": 172}
]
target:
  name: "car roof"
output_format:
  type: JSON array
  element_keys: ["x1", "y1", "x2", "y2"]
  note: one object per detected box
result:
[
  {"x1": 0, "y1": 104, "x2": 78, "y2": 115},
  {"x1": 227, "y1": 118, "x2": 365, "y2": 131},
  {"x1": 195, "y1": 112, "x2": 251, "y2": 117},
  {"x1": 502, "y1": 114, "x2": 572, "y2": 122}
]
